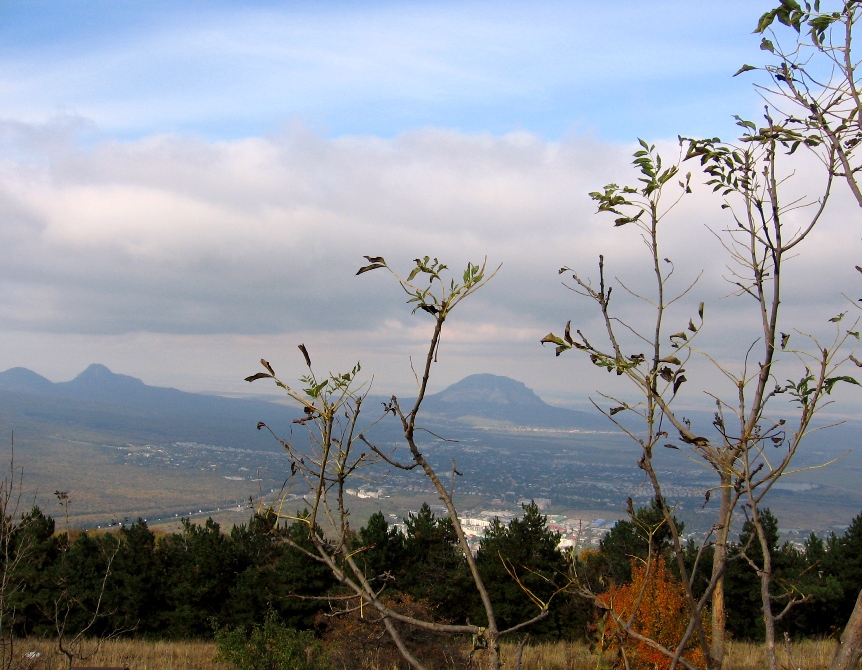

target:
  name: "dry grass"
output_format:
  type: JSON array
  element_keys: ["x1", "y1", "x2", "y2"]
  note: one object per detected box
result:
[
  {"x1": 497, "y1": 640, "x2": 595, "y2": 669},
  {"x1": 496, "y1": 638, "x2": 840, "y2": 670},
  {"x1": 724, "y1": 638, "x2": 838, "y2": 670},
  {"x1": 12, "y1": 636, "x2": 840, "y2": 669},
  {"x1": 14, "y1": 638, "x2": 229, "y2": 670}
]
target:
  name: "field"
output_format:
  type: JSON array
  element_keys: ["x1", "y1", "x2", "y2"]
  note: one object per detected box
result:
[{"x1": 16, "y1": 636, "x2": 841, "y2": 669}]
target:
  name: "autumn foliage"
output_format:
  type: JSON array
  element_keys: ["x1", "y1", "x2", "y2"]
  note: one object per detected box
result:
[{"x1": 596, "y1": 557, "x2": 708, "y2": 670}]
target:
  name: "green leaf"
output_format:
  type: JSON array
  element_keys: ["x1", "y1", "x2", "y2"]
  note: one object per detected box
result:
[
  {"x1": 734, "y1": 64, "x2": 757, "y2": 77},
  {"x1": 760, "y1": 37, "x2": 775, "y2": 53},
  {"x1": 824, "y1": 376, "x2": 861, "y2": 394},
  {"x1": 305, "y1": 379, "x2": 329, "y2": 399},
  {"x1": 755, "y1": 9, "x2": 778, "y2": 33},
  {"x1": 541, "y1": 333, "x2": 567, "y2": 348}
]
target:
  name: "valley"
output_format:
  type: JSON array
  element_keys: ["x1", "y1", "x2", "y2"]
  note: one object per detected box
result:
[{"x1": 2, "y1": 365, "x2": 860, "y2": 544}]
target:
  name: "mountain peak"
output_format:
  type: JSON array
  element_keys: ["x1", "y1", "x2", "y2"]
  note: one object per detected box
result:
[
  {"x1": 0, "y1": 367, "x2": 55, "y2": 393},
  {"x1": 433, "y1": 374, "x2": 545, "y2": 406},
  {"x1": 75, "y1": 363, "x2": 121, "y2": 378},
  {"x1": 64, "y1": 364, "x2": 146, "y2": 391},
  {"x1": 421, "y1": 373, "x2": 606, "y2": 430}
]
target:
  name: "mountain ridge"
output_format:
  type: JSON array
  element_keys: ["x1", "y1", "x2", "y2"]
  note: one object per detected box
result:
[{"x1": 0, "y1": 365, "x2": 608, "y2": 432}]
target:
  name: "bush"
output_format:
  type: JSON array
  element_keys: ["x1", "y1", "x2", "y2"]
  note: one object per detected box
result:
[
  {"x1": 214, "y1": 611, "x2": 325, "y2": 670},
  {"x1": 317, "y1": 593, "x2": 468, "y2": 669},
  {"x1": 596, "y1": 557, "x2": 708, "y2": 670}
]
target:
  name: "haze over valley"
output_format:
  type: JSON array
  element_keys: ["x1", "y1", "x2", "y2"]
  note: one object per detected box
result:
[{"x1": 3, "y1": 364, "x2": 859, "y2": 546}]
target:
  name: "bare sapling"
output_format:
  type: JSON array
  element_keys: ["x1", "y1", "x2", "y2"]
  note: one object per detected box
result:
[
  {"x1": 50, "y1": 491, "x2": 130, "y2": 670},
  {"x1": 545, "y1": 122, "x2": 856, "y2": 669},
  {"x1": 0, "y1": 435, "x2": 39, "y2": 670},
  {"x1": 247, "y1": 256, "x2": 567, "y2": 670},
  {"x1": 740, "y1": 4, "x2": 862, "y2": 668}
]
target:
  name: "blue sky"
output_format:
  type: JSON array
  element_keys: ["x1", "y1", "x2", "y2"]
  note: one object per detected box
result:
[
  {"x1": 1, "y1": 0, "x2": 857, "y2": 412},
  {"x1": 2, "y1": 1, "x2": 773, "y2": 142}
]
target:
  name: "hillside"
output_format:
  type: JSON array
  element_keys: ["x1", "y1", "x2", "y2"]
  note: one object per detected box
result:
[
  {"x1": 0, "y1": 366, "x2": 613, "y2": 444},
  {"x1": 420, "y1": 373, "x2": 610, "y2": 431},
  {"x1": 0, "y1": 363, "x2": 300, "y2": 449},
  {"x1": 1, "y1": 365, "x2": 859, "y2": 533}
]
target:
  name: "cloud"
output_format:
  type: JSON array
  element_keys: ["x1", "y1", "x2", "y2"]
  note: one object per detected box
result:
[
  {"x1": 0, "y1": 118, "x2": 859, "y2": 406},
  {"x1": 0, "y1": 121, "x2": 615, "y2": 333}
]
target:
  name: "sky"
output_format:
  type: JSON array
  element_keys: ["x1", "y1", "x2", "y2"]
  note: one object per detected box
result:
[{"x1": 1, "y1": 0, "x2": 860, "y2": 413}]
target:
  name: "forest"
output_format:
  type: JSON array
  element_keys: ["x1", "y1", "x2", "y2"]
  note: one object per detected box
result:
[{"x1": 3, "y1": 501, "x2": 862, "y2": 668}]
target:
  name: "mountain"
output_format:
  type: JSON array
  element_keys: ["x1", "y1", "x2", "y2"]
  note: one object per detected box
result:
[
  {"x1": 0, "y1": 367, "x2": 55, "y2": 393},
  {"x1": 0, "y1": 363, "x2": 302, "y2": 451},
  {"x1": 421, "y1": 373, "x2": 610, "y2": 431},
  {"x1": 57, "y1": 363, "x2": 149, "y2": 399},
  {"x1": 0, "y1": 365, "x2": 618, "y2": 458}
]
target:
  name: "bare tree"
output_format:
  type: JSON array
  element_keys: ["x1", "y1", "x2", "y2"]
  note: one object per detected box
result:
[
  {"x1": 545, "y1": 124, "x2": 855, "y2": 670},
  {"x1": 736, "y1": 4, "x2": 862, "y2": 667},
  {"x1": 49, "y1": 492, "x2": 130, "y2": 670},
  {"x1": 247, "y1": 256, "x2": 565, "y2": 670},
  {"x1": 0, "y1": 436, "x2": 40, "y2": 670}
]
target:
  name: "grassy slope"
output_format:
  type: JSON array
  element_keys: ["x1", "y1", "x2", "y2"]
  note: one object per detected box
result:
[{"x1": 17, "y1": 637, "x2": 840, "y2": 670}]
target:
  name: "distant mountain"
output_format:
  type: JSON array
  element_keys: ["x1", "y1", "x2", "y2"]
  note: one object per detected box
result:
[
  {"x1": 57, "y1": 363, "x2": 149, "y2": 397},
  {"x1": 0, "y1": 367, "x2": 55, "y2": 393},
  {"x1": 421, "y1": 373, "x2": 610, "y2": 431},
  {"x1": 0, "y1": 365, "x2": 614, "y2": 453},
  {"x1": 51, "y1": 363, "x2": 215, "y2": 411},
  {"x1": 1, "y1": 363, "x2": 275, "y2": 412},
  {"x1": 0, "y1": 363, "x2": 302, "y2": 451}
]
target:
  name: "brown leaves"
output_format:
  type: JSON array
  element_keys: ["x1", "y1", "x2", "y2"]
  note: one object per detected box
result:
[
  {"x1": 245, "y1": 372, "x2": 271, "y2": 383},
  {"x1": 298, "y1": 343, "x2": 312, "y2": 368},
  {"x1": 356, "y1": 255, "x2": 387, "y2": 275}
]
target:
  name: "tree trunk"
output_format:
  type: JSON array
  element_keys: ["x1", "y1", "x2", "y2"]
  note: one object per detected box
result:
[
  {"x1": 830, "y1": 588, "x2": 862, "y2": 670},
  {"x1": 751, "y1": 507, "x2": 778, "y2": 670},
  {"x1": 710, "y1": 472, "x2": 732, "y2": 668}
]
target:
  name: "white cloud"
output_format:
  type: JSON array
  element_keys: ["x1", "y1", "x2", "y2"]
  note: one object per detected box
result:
[{"x1": 0, "y1": 120, "x2": 859, "y2": 409}]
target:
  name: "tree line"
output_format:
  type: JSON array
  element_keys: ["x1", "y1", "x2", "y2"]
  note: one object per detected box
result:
[{"x1": 5, "y1": 500, "x2": 862, "y2": 648}]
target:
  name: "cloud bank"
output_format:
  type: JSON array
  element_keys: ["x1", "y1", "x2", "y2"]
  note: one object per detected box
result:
[{"x1": 1, "y1": 119, "x2": 859, "y2": 408}]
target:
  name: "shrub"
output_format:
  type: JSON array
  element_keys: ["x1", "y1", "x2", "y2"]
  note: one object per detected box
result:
[
  {"x1": 596, "y1": 557, "x2": 708, "y2": 670},
  {"x1": 214, "y1": 610, "x2": 325, "y2": 670},
  {"x1": 317, "y1": 593, "x2": 467, "y2": 669}
]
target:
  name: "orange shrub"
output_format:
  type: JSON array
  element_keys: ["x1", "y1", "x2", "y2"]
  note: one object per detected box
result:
[{"x1": 596, "y1": 557, "x2": 709, "y2": 670}]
